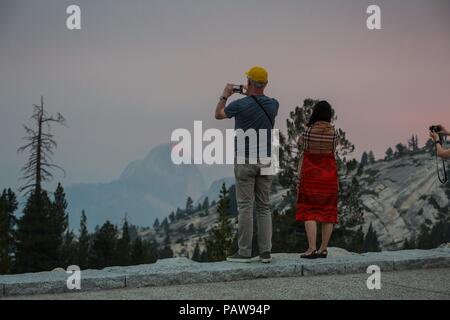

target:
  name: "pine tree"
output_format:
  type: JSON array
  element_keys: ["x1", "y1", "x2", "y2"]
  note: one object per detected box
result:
[
  {"x1": 192, "y1": 242, "x2": 202, "y2": 262},
  {"x1": 417, "y1": 224, "x2": 432, "y2": 249},
  {"x1": 200, "y1": 250, "x2": 208, "y2": 262},
  {"x1": 161, "y1": 217, "x2": 170, "y2": 234},
  {"x1": 408, "y1": 134, "x2": 419, "y2": 151},
  {"x1": 131, "y1": 236, "x2": 144, "y2": 264},
  {"x1": 395, "y1": 143, "x2": 407, "y2": 158},
  {"x1": 157, "y1": 231, "x2": 174, "y2": 260},
  {"x1": 349, "y1": 226, "x2": 365, "y2": 253},
  {"x1": 127, "y1": 224, "x2": 138, "y2": 242},
  {"x1": 385, "y1": 147, "x2": 394, "y2": 161},
  {"x1": 428, "y1": 220, "x2": 450, "y2": 248},
  {"x1": 115, "y1": 216, "x2": 131, "y2": 266},
  {"x1": 16, "y1": 190, "x2": 54, "y2": 272},
  {"x1": 158, "y1": 246, "x2": 174, "y2": 259},
  {"x1": 402, "y1": 237, "x2": 416, "y2": 250},
  {"x1": 363, "y1": 223, "x2": 381, "y2": 252},
  {"x1": 185, "y1": 197, "x2": 194, "y2": 215},
  {"x1": 271, "y1": 210, "x2": 304, "y2": 254},
  {"x1": 368, "y1": 151, "x2": 375, "y2": 164},
  {"x1": 360, "y1": 152, "x2": 369, "y2": 166},
  {"x1": 340, "y1": 177, "x2": 364, "y2": 228},
  {"x1": 49, "y1": 183, "x2": 69, "y2": 267},
  {"x1": 60, "y1": 230, "x2": 77, "y2": 268},
  {"x1": 202, "y1": 197, "x2": 210, "y2": 210},
  {"x1": 161, "y1": 217, "x2": 169, "y2": 228},
  {"x1": 77, "y1": 210, "x2": 89, "y2": 269},
  {"x1": 0, "y1": 189, "x2": 18, "y2": 274},
  {"x1": 176, "y1": 208, "x2": 183, "y2": 220},
  {"x1": 346, "y1": 159, "x2": 359, "y2": 172},
  {"x1": 130, "y1": 236, "x2": 158, "y2": 265},
  {"x1": 89, "y1": 221, "x2": 118, "y2": 269},
  {"x1": 205, "y1": 183, "x2": 234, "y2": 262},
  {"x1": 153, "y1": 218, "x2": 160, "y2": 230},
  {"x1": 163, "y1": 233, "x2": 171, "y2": 246},
  {"x1": 168, "y1": 211, "x2": 175, "y2": 223},
  {"x1": 147, "y1": 240, "x2": 159, "y2": 263},
  {"x1": 158, "y1": 242, "x2": 174, "y2": 259},
  {"x1": 408, "y1": 135, "x2": 414, "y2": 151},
  {"x1": 360, "y1": 152, "x2": 369, "y2": 168}
]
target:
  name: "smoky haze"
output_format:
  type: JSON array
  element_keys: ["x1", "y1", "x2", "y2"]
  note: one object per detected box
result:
[{"x1": 1, "y1": 0, "x2": 450, "y2": 192}]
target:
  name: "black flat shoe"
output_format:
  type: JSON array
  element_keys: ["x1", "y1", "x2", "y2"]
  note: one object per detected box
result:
[
  {"x1": 300, "y1": 250, "x2": 318, "y2": 259},
  {"x1": 316, "y1": 250, "x2": 328, "y2": 258}
]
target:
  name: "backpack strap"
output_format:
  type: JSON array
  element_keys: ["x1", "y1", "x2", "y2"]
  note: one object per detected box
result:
[{"x1": 251, "y1": 95, "x2": 274, "y2": 129}]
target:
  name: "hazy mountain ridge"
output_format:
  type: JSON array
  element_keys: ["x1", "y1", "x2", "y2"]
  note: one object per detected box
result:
[{"x1": 66, "y1": 144, "x2": 206, "y2": 230}]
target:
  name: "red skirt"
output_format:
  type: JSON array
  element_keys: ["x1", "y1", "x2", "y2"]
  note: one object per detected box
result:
[{"x1": 296, "y1": 152, "x2": 338, "y2": 224}]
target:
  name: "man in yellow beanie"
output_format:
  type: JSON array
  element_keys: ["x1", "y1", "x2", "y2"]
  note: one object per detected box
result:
[{"x1": 215, "y1": 66, "x2": 279, "y2": 264}]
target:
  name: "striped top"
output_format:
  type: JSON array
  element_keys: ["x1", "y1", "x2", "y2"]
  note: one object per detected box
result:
[{"x1": 301, "y1": 121, "x2": 338, "y2": 154}]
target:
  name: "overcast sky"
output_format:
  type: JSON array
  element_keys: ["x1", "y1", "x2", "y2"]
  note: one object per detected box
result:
[{"x1": 1, "y1": 0, "x2": 450, "y2": 191}]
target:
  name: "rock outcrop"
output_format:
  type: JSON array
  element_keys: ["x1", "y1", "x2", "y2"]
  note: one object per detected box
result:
[{"x1": 358, "y1": 152, "x2": 449, "y2": 249}]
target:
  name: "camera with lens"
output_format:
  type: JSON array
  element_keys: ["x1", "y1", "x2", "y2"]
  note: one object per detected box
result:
[
  {"x1": 232, "y1": 85, "x2": 245, "y2": 95},
  {"x1": 429, "y1": 125, "x2": 442, "y2": 133}
]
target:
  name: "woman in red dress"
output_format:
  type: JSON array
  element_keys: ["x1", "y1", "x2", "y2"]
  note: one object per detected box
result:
[{"x1": 296, "y1": 101, "x2": 339, "y2": 259}]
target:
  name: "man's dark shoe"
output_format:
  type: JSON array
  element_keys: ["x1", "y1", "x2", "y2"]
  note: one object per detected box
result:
[
  {"x1": 226, "y1": 252, "x2": 252, "y2": 263},
  {"x1": 260, "y1": 252, "x2": 272, "y2": 263}
]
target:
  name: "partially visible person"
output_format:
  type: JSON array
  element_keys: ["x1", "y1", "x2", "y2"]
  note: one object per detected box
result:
[
  {"x1": 296, "y1": 101, "x2": 340, "y2": 259},
  {"x1": 430, "y1": 125, "x2": 450, "y2": 159}
]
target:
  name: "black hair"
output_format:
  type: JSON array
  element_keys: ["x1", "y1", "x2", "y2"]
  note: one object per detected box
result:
[{"x1": 308, "y1": 100, "x2": 333, "y2": 126}]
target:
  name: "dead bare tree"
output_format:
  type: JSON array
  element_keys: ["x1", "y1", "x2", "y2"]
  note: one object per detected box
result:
[{"x1": 17, "y1": 96, "x2": 67, "y2": 195}]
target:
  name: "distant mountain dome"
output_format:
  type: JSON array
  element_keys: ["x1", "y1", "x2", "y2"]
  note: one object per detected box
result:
[
  {"x1": 119, "y1": 144, "x2": 206, "y2": 206},
  {"x1": 66, "y1": 144, "x2": 206, "y2": 230}
]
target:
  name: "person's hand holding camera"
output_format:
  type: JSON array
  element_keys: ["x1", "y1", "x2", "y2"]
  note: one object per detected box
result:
[
  {"x1": 429, "y1": 124, "x2": 450, "y2": 160},
  {"x1": 222, "y1": 84, "x2": 234, "y2": 99},
  {"x1": 430, "y1": 131, "x2": 440, "y2": 142}
]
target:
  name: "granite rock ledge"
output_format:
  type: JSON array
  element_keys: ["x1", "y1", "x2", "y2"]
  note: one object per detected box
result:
[{"x1": 1, "y1": 245, "x2": 449, "y2": 297}]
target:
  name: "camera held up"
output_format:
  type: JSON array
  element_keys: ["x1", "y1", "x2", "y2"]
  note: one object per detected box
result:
[
  {"x1": 232, "y1": 85, "x2": 245, "y2": 95},
  {"x1": 429, "y1": 125, "x2": 442, "y2": 133}
]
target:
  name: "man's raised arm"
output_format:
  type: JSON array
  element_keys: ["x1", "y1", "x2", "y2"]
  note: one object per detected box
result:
[{"x1": 215, "y1": 84, "x2": 233, "y2": 120}]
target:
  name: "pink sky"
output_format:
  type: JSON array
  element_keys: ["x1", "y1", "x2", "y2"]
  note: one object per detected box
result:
[{"x1": 1, "y1": 0, "x2": 450, "y2": 188}]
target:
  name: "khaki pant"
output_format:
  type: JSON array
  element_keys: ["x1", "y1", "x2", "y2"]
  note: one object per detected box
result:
[{"x1": 234, "y1": 163, "x2": 273, "y2": 257}]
